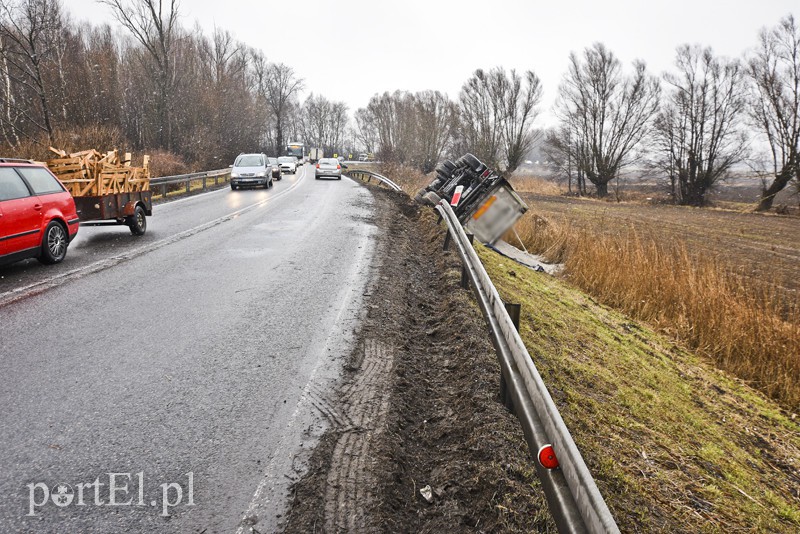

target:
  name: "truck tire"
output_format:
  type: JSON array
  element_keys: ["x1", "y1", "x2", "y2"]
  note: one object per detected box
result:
[
  {"x1": 436, "y1": 160, "x2": 456, "y2": 176},
  {"x1": 38, "y1": 221, "x2": 68, "y2": 264},
  {"x1": 127, "y1": 205, "x2": 147, "y2": 236},
  {"x1": 460, "y1": 153, "x2": 485, "y2": 173}
]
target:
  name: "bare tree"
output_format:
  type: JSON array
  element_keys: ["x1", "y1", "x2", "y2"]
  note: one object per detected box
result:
[
  {"x1": 412, "y1": 90, "x2": 459, "y2": 172},
  {"x1": 354, "y1": 107, "x2": 378, "y2": 154},
  {"x1": 0, "y1": 0, "x2": 65, "y2": 142},
  {"x1": 544, "y1": 124, "x2": 588, "y2": 195},
  {"x1": 458, "y1": 67, "x2": 542, "y2": 172},
  {"x1": 499, "y1": 70, "x2": 543, "y2": 173},
  {"x1": 100, "y1": 0, "x2": 180, "y2": 149},
  {"x1": 258, "y1": 62, "x2": 303, "y2": 153},
  {"x1": 458, "y1": 68, "x2": 504, "y2": 168},
  {"x1": 300, "y1": 93, "x2": 348, "y2": 156},
  {"x1": 655, "y1": 45, "x2": 748, "y2": 206},
  {"x1": 555, "y1": 43, "x2": 660, "y2": 197},
  {"x1": 356, "y1": 90, "x2": 458, "y2": 170},
  {"x1": 748, "y1": 14, "x2": 800, "y2": 211}
]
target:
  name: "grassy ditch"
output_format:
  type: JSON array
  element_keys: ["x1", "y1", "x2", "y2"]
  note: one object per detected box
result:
[
  {"x1": 512, "y1": 211, "x2": 800, "y2": 411},
  {"x1": 477, "y1": 245, "x2": 800, "y2": 532}
]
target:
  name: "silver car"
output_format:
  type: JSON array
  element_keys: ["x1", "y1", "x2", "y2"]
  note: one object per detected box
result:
[
  {"x1": 315, "y1": 158, "x2": 347, "y2": 180},
  {"x1": 230, "y1": 153, "x2": 273, "y2": 190}
]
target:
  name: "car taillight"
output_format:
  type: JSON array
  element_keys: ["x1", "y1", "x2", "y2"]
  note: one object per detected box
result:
[
  {"x1": 316, "y1": 163, "x2": 320, "y2": 168},
  {"x1": 336, "y1": 164, "x2": 341, "y2": 169}
]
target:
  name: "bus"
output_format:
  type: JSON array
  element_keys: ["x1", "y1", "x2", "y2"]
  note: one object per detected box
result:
[{"x1": 286, "y1": 142, "x2": 305, "y2": 162}]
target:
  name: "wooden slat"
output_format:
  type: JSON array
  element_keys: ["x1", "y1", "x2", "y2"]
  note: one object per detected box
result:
[{"x1": 44, "y1": 147, "x2": 152, "y2": 198}]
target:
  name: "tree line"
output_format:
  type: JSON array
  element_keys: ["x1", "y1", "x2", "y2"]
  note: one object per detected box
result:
[
  {"x1": 0, "y1": 0, "x2": 355, "y2": 168},
  {"x1": 1, "y1": 1, "x2": 797, "y2": 209},
  {"x1": 355, "y1": 14, "x2": 799, "y2": 210}
]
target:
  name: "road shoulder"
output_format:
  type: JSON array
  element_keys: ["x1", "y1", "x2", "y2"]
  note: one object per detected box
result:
[{"x1": 283, "y1": 187, "x2": 552, "y2": 532}]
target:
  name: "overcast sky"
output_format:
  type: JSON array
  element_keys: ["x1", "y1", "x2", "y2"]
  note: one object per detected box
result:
[{"x1": 66, "y1": 0, "x2": 797, "y2": 126}]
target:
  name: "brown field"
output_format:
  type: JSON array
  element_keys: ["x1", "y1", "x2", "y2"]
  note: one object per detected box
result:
[
  {"x1": 509, "y1": 183, "x2": 800, "y2": 409},
  {"x1": 514, "y1": 190, "x2": 800, "y2": 298}
]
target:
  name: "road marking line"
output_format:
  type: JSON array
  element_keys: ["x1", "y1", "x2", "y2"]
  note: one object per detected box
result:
[{"x1": 0, "y1": 167, "x2": 308, "y2": 309}]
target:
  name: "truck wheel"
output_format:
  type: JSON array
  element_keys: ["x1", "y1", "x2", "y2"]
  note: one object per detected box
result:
[
  {"x1": 127, "y1": 205, "x2": 147, "y2": 236},
  {"x1": 38, "y1": 221, "x2": 68, "y2": 264},
  {"x1": 231, "y1": 184, "x2": 238, "y2": 190},
  {"x1": 461, "y1": 153, "x2": 484, "y2": 173}
]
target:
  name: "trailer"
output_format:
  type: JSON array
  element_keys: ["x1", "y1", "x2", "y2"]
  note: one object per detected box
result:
[
  {"x1": 308, "y1": 147, "x2": 324, "y2": 163},
  {"x1": 46, "y1": 148, "x2": 153, "y2": 236},
  {"x1": 73, "y1": 191, "x2": 152, "y2": 235}
]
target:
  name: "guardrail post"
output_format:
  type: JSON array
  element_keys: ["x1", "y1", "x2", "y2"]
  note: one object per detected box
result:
[
  {"x1": 202, "y1": 175, "x2": 207, "y2": 190},
  {"x1": 460, "y1": 234, "x2": 475, "y2": 289},
  {"x1": 215, "y1": 174, "x2": 219, "y2": 186},
  {"x1": 185, "y1": 178, "x2": 190, "y2": 194},
  {"x1": 500, "y1": 304, "x2": 520, "y2": 413},
  {"x1": 505, "y1": 302, "x2": 521, "y2": 330},
  {"x1": 443, "y1": 232, "x2": 451, "y2": 251},
  {"x1": 162, "y1": 183, "x2": 167, "y2": 198}
]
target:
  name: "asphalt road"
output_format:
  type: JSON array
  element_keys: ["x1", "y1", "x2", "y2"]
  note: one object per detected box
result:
[{"x1": 0, "y1": 166, "x2": 379, "y2": 532}]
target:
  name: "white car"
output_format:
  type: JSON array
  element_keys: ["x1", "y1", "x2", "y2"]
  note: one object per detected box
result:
[{"x1": 278, "y1": 156, "x2": 298, "y2": 174}]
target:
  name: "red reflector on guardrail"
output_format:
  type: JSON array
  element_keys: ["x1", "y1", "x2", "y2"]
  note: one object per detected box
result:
[
  {"x1": 538, "y1": 444, "x2": 559, "y2": 469},
  {"x1": 451, "y1": 185, "x2": 464, "y2": 206}
]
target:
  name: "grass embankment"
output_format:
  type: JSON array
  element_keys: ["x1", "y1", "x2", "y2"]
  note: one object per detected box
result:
[
  {"x1": 513, "y1": 211, "x2": 800, "y2": 410},
  {"x1": 478, "y1": 245, "x2": 800, "y2": 532}
]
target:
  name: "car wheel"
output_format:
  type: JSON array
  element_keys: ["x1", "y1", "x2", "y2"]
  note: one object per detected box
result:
[
  {"x1": 38, "y1": 221, "x2": 68, "y2": 264},
  {"x1": 337, "y1": 175, "x2": 342, "y2": 180},
  {"x1": 127, "y1": 205, "x2": 147, "y2": 236},
  {"x1": 231, "y1": 184, "x2": 237, "y2": 190}
]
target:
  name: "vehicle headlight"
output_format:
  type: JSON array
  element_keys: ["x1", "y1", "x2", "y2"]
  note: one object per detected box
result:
[
  {"x1": 231, "y1": 172, "x2": 240, "y2": 178},
  {"x1": 256, "y1": 171, "x2": 267, "y2": 177}
]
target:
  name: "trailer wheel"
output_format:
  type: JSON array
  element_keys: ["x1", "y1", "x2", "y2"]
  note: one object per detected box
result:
[
  {"x1": 38, "y1": 221, "x2": 68, "y2": 264},
  {"x1": 127, "y1": 205, "x2": 147, "y2": 236}
]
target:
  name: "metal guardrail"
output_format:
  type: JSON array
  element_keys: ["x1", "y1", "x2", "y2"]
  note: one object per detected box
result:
[
  {"x1": 435, "y1": 199, "x2": 619, "y2": 534},
  {"x1": 150, "y1": 168, "x2": 231, "y2": 197},
  {"x1": 345, "y1": 169, "x2": 403, "y2": 192}
]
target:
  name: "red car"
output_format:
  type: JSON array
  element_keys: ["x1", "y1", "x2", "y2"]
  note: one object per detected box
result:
[{"x1": 0, "y1": 158, "x2": 79, "y2": 266}]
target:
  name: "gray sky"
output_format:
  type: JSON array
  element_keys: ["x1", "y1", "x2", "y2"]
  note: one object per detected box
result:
[{"x1": 66, "y1": 0, "x2": 797, "y2": 125}]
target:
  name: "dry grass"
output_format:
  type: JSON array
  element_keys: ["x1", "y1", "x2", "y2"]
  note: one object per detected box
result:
[
  {"x1": 376, "y1": 162, "x2": 431, "y2": 195},
  {"x1": 515, "y1": 211, "x2": 800, "y2": 410},
  {"x1": 510, "y1": 174, "x2": 567, "y2": 196}
]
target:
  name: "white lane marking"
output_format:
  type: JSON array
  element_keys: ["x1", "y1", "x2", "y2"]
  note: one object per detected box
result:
[{"x1": 0, "y1": 167, "x2": 308, "y2": 308}]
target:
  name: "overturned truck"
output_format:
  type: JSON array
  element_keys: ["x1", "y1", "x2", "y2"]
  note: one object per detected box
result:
[{"x1": 416, "y1": 153, "x2": 528, "y2": 244}]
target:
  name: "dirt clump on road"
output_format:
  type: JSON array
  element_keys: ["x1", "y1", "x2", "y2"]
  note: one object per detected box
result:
[{"x1": 283, "y1": 186, "x2": 553, "y2": 532}]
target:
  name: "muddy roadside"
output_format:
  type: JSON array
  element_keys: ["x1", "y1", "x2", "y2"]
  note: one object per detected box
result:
[{"x1": 283, "y1": 186, "x2": 554, "y2": 533}]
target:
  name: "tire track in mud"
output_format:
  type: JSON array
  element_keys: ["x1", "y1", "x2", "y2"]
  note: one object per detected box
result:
[{"x1": 323, "y1": 339, "x2": 394, "y2": 532}]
